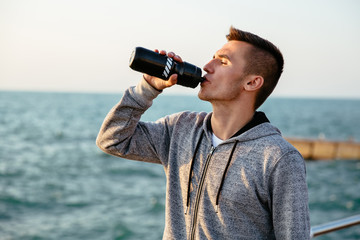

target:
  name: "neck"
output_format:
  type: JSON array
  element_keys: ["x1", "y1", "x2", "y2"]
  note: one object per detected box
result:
[{"x1": 210, "y1": 100, "x2": 255, "y2": 140}]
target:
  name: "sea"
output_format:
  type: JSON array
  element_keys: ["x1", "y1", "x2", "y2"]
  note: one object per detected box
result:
[{"x1": 0, "y1": 90, "x2": 359, "y2": 240}]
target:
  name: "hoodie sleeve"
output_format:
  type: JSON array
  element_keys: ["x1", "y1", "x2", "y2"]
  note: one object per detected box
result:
[
  {"x1": 269, "y1": 150, "x2": 311, "y2": 240},
  {"x1": 96, "y1": 78, "x2": 169, "y2": 164}
]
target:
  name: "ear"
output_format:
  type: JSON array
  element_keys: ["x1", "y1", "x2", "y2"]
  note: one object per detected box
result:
[{"x1": 244, "y1": 76, "x2": 264, "y2": 92}]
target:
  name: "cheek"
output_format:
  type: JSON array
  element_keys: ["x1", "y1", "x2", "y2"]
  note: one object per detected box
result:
[{"x1": 221, "y1": 69, "x2": 245, "y2": 86}]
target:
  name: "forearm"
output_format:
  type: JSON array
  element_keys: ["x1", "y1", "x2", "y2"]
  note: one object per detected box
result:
[{"x1": 96, "y1": 77, "x2": 163, "y2": 162}]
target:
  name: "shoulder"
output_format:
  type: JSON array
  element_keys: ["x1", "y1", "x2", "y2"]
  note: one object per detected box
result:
[
  {"x1": 248, "y1": 124, "x2": 304, "y2": 169},
  {"x1": 264, "y1": 134, "x2": 306, "y2": 179}
]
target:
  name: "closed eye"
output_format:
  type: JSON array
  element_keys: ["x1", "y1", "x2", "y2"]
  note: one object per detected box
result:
[{"x1": 213, "y1": 54, "x2": 230, "y2": 65}]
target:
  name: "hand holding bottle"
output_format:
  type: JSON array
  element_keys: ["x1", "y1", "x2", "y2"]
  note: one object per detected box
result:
[
  {"x1": 129, "y1": 47, "x2": 204, "y2": 90},
  {"x1": 143, "y1": 50, "x2": 182, "y2": 91}
]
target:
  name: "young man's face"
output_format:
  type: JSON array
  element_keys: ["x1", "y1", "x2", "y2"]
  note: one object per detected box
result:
[{"x1": 198, "y1": 40, "x2": 252, "y2": 102}]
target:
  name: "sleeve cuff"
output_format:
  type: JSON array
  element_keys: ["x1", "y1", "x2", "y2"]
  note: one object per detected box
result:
[{"x1": 129, "y1": 76, "x2": 162, "y2": 107}]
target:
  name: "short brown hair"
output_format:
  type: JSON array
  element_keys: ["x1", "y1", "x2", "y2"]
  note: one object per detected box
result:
[{"x1": 226, "y1": 26, "x2": 284, "y2": 109}]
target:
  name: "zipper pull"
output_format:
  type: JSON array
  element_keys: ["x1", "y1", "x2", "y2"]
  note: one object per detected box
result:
[
  {"x1": 185, "y1": 206, "x2": 189, "y2": 215},
  {"x1": 208, "y1": 146, "x2": 215, "y2": 156}
]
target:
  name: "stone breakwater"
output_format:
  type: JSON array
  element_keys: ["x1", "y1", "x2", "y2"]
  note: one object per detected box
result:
[{"x1": 286, "y1": 138, "x2": 360, "y2": 160}]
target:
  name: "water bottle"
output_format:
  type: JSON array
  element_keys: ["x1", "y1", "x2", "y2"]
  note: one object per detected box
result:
[{"x1": 129, "y1": 47, "x2": 204, "y2": 88}]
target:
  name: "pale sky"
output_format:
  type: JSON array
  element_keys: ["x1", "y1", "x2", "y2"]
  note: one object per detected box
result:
[{"x1": 1, "y1": 0, "x2": 359, "y2": 98}]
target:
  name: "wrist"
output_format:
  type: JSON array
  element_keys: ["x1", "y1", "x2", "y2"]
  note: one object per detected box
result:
[{"x1": 142, "y1": 75, "x2": 163, "y2": 92}]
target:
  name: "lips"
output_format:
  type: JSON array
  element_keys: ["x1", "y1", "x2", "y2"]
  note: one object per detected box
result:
[
  {"x1": 202, "y1": 75, "x2": 210, "y2": 82},
  {"x1": 200, "y1": 76, "x2": 210, "y2": 88}
]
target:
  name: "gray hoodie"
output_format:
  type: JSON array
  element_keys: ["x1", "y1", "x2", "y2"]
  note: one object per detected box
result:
[{"x1": 96, "y1": 79, "x2": 310, "y2": 239}]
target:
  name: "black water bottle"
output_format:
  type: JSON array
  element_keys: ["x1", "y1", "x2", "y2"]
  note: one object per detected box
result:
[{"x1": 129, "y1": 47, "x2": 204, "y2": 88}]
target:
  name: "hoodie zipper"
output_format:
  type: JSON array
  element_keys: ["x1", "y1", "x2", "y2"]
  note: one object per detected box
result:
[{"x1": 190, "y1": 146, "x2": 215, "y2": 240}]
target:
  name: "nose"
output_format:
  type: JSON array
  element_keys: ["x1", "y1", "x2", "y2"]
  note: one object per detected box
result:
[{"x1": 203, "y1": 59, "x2": 214, "y2": 74}]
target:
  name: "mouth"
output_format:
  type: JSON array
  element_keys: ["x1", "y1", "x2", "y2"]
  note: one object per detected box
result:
[
  {"x1": 200, "y1": 76, "x2": 209, "y2": 87},
  {"x1": 200, "y1": 76, "x2": 208, "y2": 87},
  {"x1": 202, "y1": 75, "x2": 209, "y2": 82}
]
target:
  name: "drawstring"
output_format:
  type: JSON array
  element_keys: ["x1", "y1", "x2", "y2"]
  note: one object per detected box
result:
[
  {"x1": 215, "y1": 140, "x2": 238, "y2": 213},
  {"x1": 185, "y1": 132, "x2": 238, "y2": 215},
  {"x1": 185, "y1": 131, "x2": 204, "y2": 215}
]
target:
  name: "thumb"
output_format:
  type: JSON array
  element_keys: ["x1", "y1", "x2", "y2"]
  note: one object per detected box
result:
[{"x1": 165, "y1": 74, "x2": 178, "y2": 88}]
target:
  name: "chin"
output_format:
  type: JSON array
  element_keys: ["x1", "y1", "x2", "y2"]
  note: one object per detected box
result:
[
  {"x1": 197, "y1": 88, "x2": 207, "y2": 100},
  {"x1": 197, "y1": 92, "x2": 206, "y2": 101},
  {"x1": 198, "y1": 91, "x2": 212, "y2": 102}
]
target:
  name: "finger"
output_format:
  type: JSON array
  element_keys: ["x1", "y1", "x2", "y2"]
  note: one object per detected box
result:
[
  {"x1": 167, "y1": 52, "x2": 175, "y2": 58},
  {"x1": 173, "y1": 54, "x2": 183, "y2": 63},
  {"x1": 167, "y1": 52, "x2": 183, "y2": 63},
  {"x1": 154, "y1": 49, "x2": 159, "y2": 53},
  {"x1": 159, "y1": 50, "x2": 167, "y2": 55}
]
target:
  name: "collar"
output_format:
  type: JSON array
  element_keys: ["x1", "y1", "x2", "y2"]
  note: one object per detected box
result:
[{"x1": 207, "y1": 111, "x2": 270, "y2": 139}]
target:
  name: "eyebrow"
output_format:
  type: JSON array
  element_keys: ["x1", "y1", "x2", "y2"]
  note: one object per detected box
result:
[{"x1": 213, "y1": 54, "x2": 231, "y2": 61}]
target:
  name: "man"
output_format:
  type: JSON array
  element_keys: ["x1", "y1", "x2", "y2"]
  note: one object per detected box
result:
[{"x1": 96, "y1": 26, "x2": 310, "y2": 239}]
